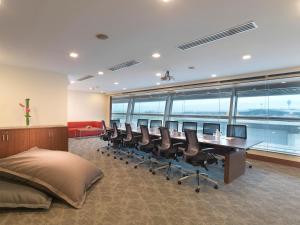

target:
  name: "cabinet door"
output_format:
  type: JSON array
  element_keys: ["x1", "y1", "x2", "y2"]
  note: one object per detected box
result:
[
  {"x1": 29, "y1": 128, "x2": 52, "y2": 150},
  {"x1": 8, "y1": 129, "x2": 30, "y2": 156},
  {"x1": 51, "y1": 127, "x2": 68, "y2": 151},
  {"x1": 0, "y1": 130, "x2": 9, "y2": 158}
]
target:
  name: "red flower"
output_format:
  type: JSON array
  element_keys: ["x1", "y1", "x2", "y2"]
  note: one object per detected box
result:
[{"x1": 25, "y1": 108, "x2": 30, "y2": 113}]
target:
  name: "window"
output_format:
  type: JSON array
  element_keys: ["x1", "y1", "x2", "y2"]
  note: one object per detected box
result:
[
  {"x1": 110, "y1": 77, "x2": 300, "y2": 156},
  {"x1": 235, "y1": 81, "x2": 300, "y2": 155},
  {"x1": 111, "y1": 98, "x2": 129, "y2": 124},
  {"x1": 170, "y1": 91, "x2": 231, "y2": 134},
  {"x1": 131, "y1": 98, "x2": 166, "y2": 128}
]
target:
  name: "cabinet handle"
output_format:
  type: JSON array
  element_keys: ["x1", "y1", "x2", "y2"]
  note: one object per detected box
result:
[
  {"x1": 49, "y1": 132, "x2": 51, "y2": 138},
  {"x1": 6, "y1": 134, "x2": 9, "y2": 141},
  {"x1": 2, "y1": 135, "x2": 4, "y2": 142}
]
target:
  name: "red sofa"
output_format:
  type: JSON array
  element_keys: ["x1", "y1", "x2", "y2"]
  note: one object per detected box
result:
[{"x1": 68, "y1": 121, "x2": 104, "y2": 138}]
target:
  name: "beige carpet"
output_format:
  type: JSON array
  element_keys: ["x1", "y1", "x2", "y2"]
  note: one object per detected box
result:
[{"x1": 1, "y1": 138, "x2": 300, "y2": 225}]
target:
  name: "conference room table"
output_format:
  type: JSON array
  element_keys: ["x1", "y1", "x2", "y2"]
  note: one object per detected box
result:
[{"x1": 116, "y1": 127, "x2": 262, "y2": 184}]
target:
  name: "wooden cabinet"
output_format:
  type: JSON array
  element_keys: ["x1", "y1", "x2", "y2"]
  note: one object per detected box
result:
[
  {"x1": 0, "y1": 126, "x2": 68, "y2": 158},
  {"x1": 0, "y1": 130, "x2": 9, "y2": 158},
  {"x1": 29, "y1": 127, "x2": 68, "y2": 151}
]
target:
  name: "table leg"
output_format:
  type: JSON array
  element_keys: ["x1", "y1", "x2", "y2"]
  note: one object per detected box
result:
[{"x1": 224, "y1": 149, "x2": 246, "y2": 184}]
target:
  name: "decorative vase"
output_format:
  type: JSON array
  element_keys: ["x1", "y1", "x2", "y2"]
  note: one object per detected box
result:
[{"x1": 25, "y1": 98, "x2": 31, "y2": 126}]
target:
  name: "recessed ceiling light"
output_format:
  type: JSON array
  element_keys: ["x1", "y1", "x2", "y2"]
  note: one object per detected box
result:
[
  {"x1": 89, "y1": 87, "x2": 93, "y2": 90},
  {"x1": 211, "y1": 74, "x2": 217, "y2": 78},
  {"x1": 114, "y1": 82, "x2": 119, "y2": 85},
  {"x1": 156, "y1": 82, "x2": 161, "y2": 86},
  {"x1": 100, "y1": 91, "x2": 104, "y2": 94},
  {"x1": 122, "y1": 88, "x2": 127, "y2": 90},
  {"x1": 70, "y1": 80, "x2": 76, "y2": 84},
  {"x1": 152, "y1": 53, "x2": 161, "y2": 58},
  {"x1": 156, "y1": 73, "x2": 162, "y2": 77},
  {"x1": 242, "y1": 54, "x2": 252, "y2": 60},
  {"x1": 162, "y1": 0, "x2": 171, "y2": 2},
  {"x1": 98, "y1": 71, "x2": 104, "y2": 75},
  {"x1": 69, "y1": 52, "x2": 79, "y2": 58}
]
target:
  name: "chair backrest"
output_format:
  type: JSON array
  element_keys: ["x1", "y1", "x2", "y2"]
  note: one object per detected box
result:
[
  {"x1": 150, "y1": 120, "x2": 162, "y2": 128},
  {"x1": 227, "y1": 124, "x2": 247, "y2": 139},
  {"x1": 125, "y1": 123, "x2": 133, "y2": 140},
  {"x1": 111, "y1": 122, "x2": 119, "y2": 138},
  {"x1": 159, "y1": 127, "x2": 171, "y2": 148},
  {"x1": 140, "y1": 125, "x2": 150, "y2": 145},
  {"x1": 182, "y1": 122, "x2": 197, "y2": 132},
  {"x1": 110, "y1": 119, "x2": 120, "y2": 127},
  {"x1": 165, "y1": 121, "x2": 179, "y2": 131},
  {"x1": 102, "y1": 120, "x2": 107, "y2": 133},
  {"x1": 203, "y1": 123, "x2": 220, "y2": 135},
  {"x1": 184, "y1": 129, "x2": 200, "y2": 155},
  {"x1": 137, "y1": 119, "x2": 149, "y2": 127}
]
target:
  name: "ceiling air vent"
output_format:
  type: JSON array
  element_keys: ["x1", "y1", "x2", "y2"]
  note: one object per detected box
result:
[
  {"x1": 76, "y1": 75, "x2": 94, "y2": 81},
  {"x1": 178, "y1": 21, "x2": 258, "y2": 51},
  {"x1": 108, "y1": 60, "x2": 141, "y2": 72}
]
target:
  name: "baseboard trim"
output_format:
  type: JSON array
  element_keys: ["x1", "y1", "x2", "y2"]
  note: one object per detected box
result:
[{"x1": 247, "y1": 150, "x2": 300, "y2": 168}]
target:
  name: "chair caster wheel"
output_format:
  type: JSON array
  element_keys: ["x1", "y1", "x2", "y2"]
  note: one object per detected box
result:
[
  {"x1": 152, "y1": 171, "x2": 156, "y2": 175},
  {"x1": 182, "y1": 174, "x2": 187, "y2": 177},
  {"x1": 214, "y1": 185, "x2": 218, "y2": 190},
  {"x1": 97, "y1": 149, "x2": 100, "y2": 152},
  {"x1": 249, "y1": 165, "x2": 252, "y2": 168},
  {"x1": 134, "y1": 165, "x2": 137, "y2": 169},
  {"x1": 195, "y1": 188, "x2": 200, "y2": 193},
  {"x1": 178, "y1": 181, "x2": 182, "y2": 185},
  {"x1": 149, "y1": 169, "x2": 152, "y2": 172},
  {"x1": 114, "y1": 156, "x2": 117, "y2": 159},
  {"x1": 125, "y1": 161, "x2": 129, "y2": 164},
  {"x1": 101, "y1": 152, "x2": 104, "y2": 154},
  {"x1": 120, "y1": 158, "x2": 123, "y2": 161},
  {"x1": 166, "y1": 177, "x2": 170, "y2": 180},
  {"x1": 107, "y1": 154, "x2": 110, "y2": 157}
]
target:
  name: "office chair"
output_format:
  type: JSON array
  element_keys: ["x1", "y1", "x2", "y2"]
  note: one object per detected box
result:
[
  {"x1": 110, "y1": 119, "x2": 120, "y2": 128},
  {"x1": 134, "y1": 125, "x2": 159, "y2": 170},
  {"x1": 151, "y1": 127, "x2": 184, "y2": 180},
  {"x1": 98, "y1": 120, "x2": 112, "y2": 154},
  {"x1": 178, "y1": 129, "x2": 218, "y2": 192},
  {"x1": 165, "y1": 121, "x2": 179, "y2": 131},
  {"x1": 137, "y1": 119, "x2": 149, "y2": 128},
  {"x1": 203, "y1": 123, "x2": 220, "y2": 135},
  {"x1": 122, "y1": 123, "x2": 140, "y2": 164},
  {"x1": 110, "y1": 123, "x2": 124, "y2": 159},
  {"x1": 150, "y1": 120, "x2": 162, "y2": 128},
  {"x1": 227, "y1": 124, "x2": 252, "y2": 168},
  {"x1": 182, "y1": 122, "x2": 197, "y2": 132}
]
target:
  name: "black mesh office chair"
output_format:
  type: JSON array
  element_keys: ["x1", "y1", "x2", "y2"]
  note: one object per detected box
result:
[
  {"x1": 98, "y1": 120, "x2": 112, "y2": 154},
  {"x1": 227, "y1": 124, "x2": 252, "y2": 168},
  {"x1": 134, "y1": 125, "x2": 159, "y2": 169},
  {"x1": 110, "y1": 119, "x2": 120, "y2": 128},
  {"x1": 178, "y1": 129, "x2": 218, "y2": 192},
  {"x1": 110, "y1": 123, "x2": 123, "y2": 159},
  {"x1": 165, "y1": 121, "x2": 179, "y2": 131},
  {"x1": 151, "y1": 127, "x2": 184, "y2": 180},
  {"x1": 182, "y1": 122, "x2": 197, "y2": 132},
  {"x1": 203, "y1": 123, "x2": 220, "y2": 135},
  {"x1": 122, "y1": 123, "x2": 140, "y2": 164},
  {"x1": 150, "y1": 120, "x2": 162, "y2": 128},
  {"x1": 137, "y1": 119, "x2": 149, "y2": 128}
]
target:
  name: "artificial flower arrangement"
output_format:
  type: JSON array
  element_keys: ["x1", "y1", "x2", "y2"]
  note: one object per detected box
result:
[{"x1": 19, "y1": 98, "x2": 31, "y2": 126}]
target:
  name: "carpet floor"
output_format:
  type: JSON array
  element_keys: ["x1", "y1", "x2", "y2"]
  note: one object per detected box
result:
[{"x1": 1, "y1": 137, "x2": 300, "y2": 225}]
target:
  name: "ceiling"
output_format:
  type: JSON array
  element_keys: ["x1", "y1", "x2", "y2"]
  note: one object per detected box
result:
[{"x1": 1, "y1": 0, "x2": 300, "y2": 94}]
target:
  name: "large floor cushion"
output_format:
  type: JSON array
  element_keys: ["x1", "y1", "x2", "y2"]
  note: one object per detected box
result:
[
  {"x1": 0, "y1": 147, "x2": 104, "y2": 209},
  {"x1": 0, "y1": 178, "x2": 52, "y2": 209}
]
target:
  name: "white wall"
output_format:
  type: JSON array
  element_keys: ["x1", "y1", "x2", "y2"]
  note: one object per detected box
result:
[
  {"x1": 67, "y1": 90, "x2": 110, "y2": 123},
  {"x1": 0, "y1": 64, "x2": 68, "y2": 127}
]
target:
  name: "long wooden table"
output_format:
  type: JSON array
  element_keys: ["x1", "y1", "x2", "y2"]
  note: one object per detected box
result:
[{"x1": 119, "y1": 127, "x2": 262, "y2": 184}]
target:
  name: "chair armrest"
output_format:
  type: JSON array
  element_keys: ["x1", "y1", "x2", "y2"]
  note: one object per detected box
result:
[
  {"x1": 173, "y1": 142, "x2": 185, "y2": 146},
  {"x1": 202, "y1": 147, "x2": 215, "y2": 152}
]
